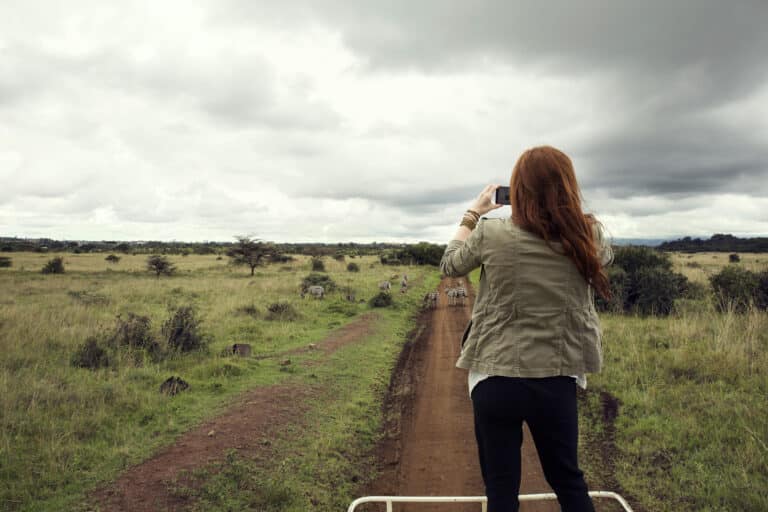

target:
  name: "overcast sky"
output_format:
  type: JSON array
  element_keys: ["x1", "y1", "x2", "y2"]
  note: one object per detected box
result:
[{"x1": 1, "y1": 1, "x2": 767, "y2": 243}]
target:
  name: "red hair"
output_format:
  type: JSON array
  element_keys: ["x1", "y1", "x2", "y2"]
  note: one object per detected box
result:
[{"x1": 510, "y1": 146, "x2": 610, "y2": 299}]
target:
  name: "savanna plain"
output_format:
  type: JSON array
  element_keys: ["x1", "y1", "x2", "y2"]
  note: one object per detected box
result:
[{"x1": 0, "y1": 250, "x2": 766, "y2": 511}]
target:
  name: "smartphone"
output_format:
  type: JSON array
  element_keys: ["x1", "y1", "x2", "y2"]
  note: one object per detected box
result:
[{"x1": 495, "y1": 186, "x2": 510, "y2": 205}]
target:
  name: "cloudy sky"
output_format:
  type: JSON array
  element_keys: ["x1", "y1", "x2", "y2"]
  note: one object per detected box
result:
[{"x1": 1, "y1": 1, "x2": 767, "y2": 243}]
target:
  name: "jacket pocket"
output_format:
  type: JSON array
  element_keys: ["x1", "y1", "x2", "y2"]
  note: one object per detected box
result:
[{"x1": 510, "y1": 308, "x2": 565, "y2": 371}]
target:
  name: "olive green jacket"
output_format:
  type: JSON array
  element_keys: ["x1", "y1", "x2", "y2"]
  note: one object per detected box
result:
[{"x1": 440, "y1": 218, "x2": 613, "y2": 377}]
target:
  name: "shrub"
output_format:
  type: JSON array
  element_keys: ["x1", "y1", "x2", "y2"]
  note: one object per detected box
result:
[
  {"x1": 301, "y1": 273, "x2": 336, "y2": 292},
  {"x1": 147, "y1": 254, "x2": 175, "y2": 278},
  {"x1": 0, "y1": 256, "x2": 11, "y2": 268},
  {"x1": 71, "y1": 337, "x2": 110, "y2": 369},
  {"x1": 594, "y1": 267, "x2": 628, "y2": 313},
  {"x1": 234, "y1": 303, "x2": 260, "y2": 318},
  {"x1": 111, "y1": 313, "x2": 156, "y2": 350},
  {"x1": 265, "y1": 302, "x2": 300, "y2": 321},
  {"x1": 728, "y1": 253, "x2": 740, "y2": 263},
  {"x1": 105, "y1": 254, "x2": 121, "y2": 264},
  {"x1": 311, "y1": 257, "x2": 326, "y2": 272},
  {"x1": 710, "y1": 266, "x2": 759, "y2": 313},
  {"x1": 369, "y1": 292, "x2": 393, "y2": 308},
  {"x1": 613, "y1": 246, "x2": 672, "y2": 274},
  {"x1": 41, "y1": 256, "x2": 65, "y2": 274},
  {"x1": 605, "y1": 246, "x2": 687, "y2": 316},
  {"x1": 630, "y1": 267, "x2": 685, "y2": 316},
  {"x1": 162, "y1": 306, "x2": 206, "y2": 352},
  {"x1": 347, "y1": 262, "x2": 360, "y2": 272},
  {"x1": 756, "y1": 271, "x2": 768, "y2": 311}
]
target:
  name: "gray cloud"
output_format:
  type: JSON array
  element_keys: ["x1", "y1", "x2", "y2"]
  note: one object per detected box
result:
[{"x1": 1, "y1": 0, "x2": 766, "y2": 241}]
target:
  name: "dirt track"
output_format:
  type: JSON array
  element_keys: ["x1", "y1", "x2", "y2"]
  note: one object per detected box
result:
[{"x1": 368, "y1": 278, "x2": 559, "y2": 511}]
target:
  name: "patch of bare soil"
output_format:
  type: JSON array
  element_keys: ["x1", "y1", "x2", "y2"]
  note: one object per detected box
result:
[
  {"x1": 89, "y1": 313, "x2": 378, "y2": 512},
  {"x1": 578, "y1": 389, "x2": 645, "y2": 512},
  {"x1": 363, "y1": 278, "x2": 558, "y2": 512}
]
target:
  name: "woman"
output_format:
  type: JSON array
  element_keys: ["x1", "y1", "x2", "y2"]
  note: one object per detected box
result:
[{"x1": 440, "y1": 146, "x2": 613, "y2": 512}]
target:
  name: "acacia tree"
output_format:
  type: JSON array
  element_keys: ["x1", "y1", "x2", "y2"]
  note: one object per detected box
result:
[
  {"x1": 147, "y1": 254, "x2": 175, "y2": 278},
  {"x1": 227, "y1": 236, "x2": 276, "y2": 276}
]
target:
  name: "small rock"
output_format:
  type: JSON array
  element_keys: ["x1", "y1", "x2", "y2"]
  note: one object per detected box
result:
[
  {"x1": 308, "y1": 343, "x2": 318, "y2": 350},
  {"x1": 207, "y1": 430, "x2": 215, "y2": 437},
  {"x1": 280, "y1": 358, "x2": 291, "y2": 366}
]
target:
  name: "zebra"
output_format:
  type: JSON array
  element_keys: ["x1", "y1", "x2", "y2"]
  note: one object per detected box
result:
[
  {"x1": 425, "y1": 291, "x2": 439, "y2": 308},
  {"x1": 307, "y1": 285, "x2": 325, "y2": 299},
  {"x1": 379, "y1": 281, "x2": 392, "y2": 292},
  {"x1": 445, "y1": 287, "x2": 457, "y2": 306},
  {"x1": 400, "y1": 276, "x2": 408, "y2": 293},
  {"x1": 454, "y1": 286, "x2": 468, "y2": 306}
]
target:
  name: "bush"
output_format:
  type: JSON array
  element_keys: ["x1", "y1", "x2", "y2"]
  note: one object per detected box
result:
[
  {"x1": 728, "y1": 253, "x2": 740, "y2": 263},
  {"x1": 595, "y1": 267, "x2": 628, "y2": 313},
  {"x1": 630, "y1": 267, "x2": 685, "y2": 316},
  {"x1": 147, "y1": 254, "x2": 175, "y2": 278},
  {"x1": 604, "y1": 246, "x2": 687, "y2": 316},
  {"x1": 162, "y1": 306, "x2": 206, "y2": 352},
  {"x1": 71, "y1": 337, "x2": 110, "y2": 369},
  {"x1": 311, "y1": 257, "x2": 326, "y2": 272},
  {"x1": 756, "y1": 271, "x2": 768, "y2": 311},
  {"x1": 41, "y1": 256, "x2": 65, "y2": 274},
  {"x1": 0, "y1": 256, "x2": 11, "y2": 268},
  {"x1": 710, "y1": 266, "x2": 759, "y2": 313},
  {"x1": 105, "y1": 254, "x2": 121, "y2": 264},
  {"x1": 369, "y1": 292, "x2": 393, "y2": 308},
  {"x1": 111, "y1": 313, "x2": 157, "y2": 350},
  {"x1": 234, "y1": 303, "x2": 260, "y2": 318},
  {"x1": 301, "y1": 273, "x2": 336, "y2": 292},
  {"x1": 265, "y1": 302, "x2": 300, "y2": 321},
  {"x1": 333, "y1": 254, "x2": 345, "y2": 262},
  {"x1": 347, "y1": 262, "x2": 360, "y2": 272},
  {"x1": 613, "y1": 246, "x2": 672, "y2": 274}
]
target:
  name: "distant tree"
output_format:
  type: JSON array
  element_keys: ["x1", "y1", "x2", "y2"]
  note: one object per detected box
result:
[
  {"x1": 41, "y1": 257, "x2": 65, "y2": 274},
  {"x1": 105, "y1": 254, "x2": 121, "y2": 264},
  {"x1": 227, "y1": 236, "x2": 276, "y2": 276},
  {"x1": 115, "y1": 242, "x2": 131, "y2": 254},
  {"x1": 147, "y1": 255, "x2": 175, "y2": 278},
  {"x1": 0, "y1": 256, "x2": 11, "y2": 268}
]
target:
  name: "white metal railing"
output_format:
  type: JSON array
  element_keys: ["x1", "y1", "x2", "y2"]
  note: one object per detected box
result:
[{"x1": 348, "y1": 491, "x2": 634, "y2": 511}]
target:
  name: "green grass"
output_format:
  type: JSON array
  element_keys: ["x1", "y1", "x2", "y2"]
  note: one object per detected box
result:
[
  {"x1": 0, "y1": 253, "x2": 437, "y2": 511},
  {"x1": 581, "y1": 307, "x2": 768, "y2": 512},
  {"x1": 167, "y1": 301, "x2": 436, "y2": 511}
]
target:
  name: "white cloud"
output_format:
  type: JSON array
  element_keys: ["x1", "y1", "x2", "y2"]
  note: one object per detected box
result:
[{"x1": 0, "y1": 1, "x2": 766, "y2": 242}]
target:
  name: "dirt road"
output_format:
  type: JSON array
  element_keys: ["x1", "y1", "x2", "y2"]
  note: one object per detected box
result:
[{"x1": 369, "y1": 278, "x2": 558, "y2": 511}]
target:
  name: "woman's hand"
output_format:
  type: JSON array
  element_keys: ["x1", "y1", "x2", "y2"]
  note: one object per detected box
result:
[{"x1": 470, "y1": 184, "x2": 504, "y2": 216}]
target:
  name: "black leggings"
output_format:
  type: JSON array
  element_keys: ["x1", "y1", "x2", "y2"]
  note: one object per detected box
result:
[{"x1": 471, "y1": 376, "x2": 595, "y2": 512}]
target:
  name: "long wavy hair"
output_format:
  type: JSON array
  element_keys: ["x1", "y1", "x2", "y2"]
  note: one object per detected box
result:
[{"x1": 510, "y1": 146, "x2": 610, "y2": 299}]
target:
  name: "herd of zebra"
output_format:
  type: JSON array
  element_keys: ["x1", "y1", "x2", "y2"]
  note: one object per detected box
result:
[
  {"x1": 424, "y1": 281, "x2": 468, "y2": 309},
  {"x1": 301, "y1": 274, "x2": 468, "y2": 310},
  {"x1": 301, "y1": 274, "x2": 409, "y2": 300}
]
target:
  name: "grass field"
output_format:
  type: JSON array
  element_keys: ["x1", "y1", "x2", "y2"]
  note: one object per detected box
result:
[
  {"x1": 0, "y1": 252, "x2": 439, "y2": 511},
  {"x1": 586, "y1": 253, "x2": 768, "y2": 512},
  {"x1": 2, "y1": 250, "x2": 767, "y2": 511}
]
